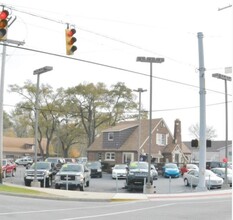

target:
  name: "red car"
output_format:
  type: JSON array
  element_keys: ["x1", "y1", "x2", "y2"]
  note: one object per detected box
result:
[{"x1": 2, "y1": 159, "x2": 17, "y2": 178}]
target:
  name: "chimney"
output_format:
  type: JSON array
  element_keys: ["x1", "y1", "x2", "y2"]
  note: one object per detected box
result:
[{"x1": 174, "y1": 119, "x2": 182, "y2": 145}]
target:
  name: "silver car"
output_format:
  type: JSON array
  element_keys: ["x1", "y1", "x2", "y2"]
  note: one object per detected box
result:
[
  {"x1": 55, "y1": 163, "x2": 90, "y2": 191},
  {"x1": 211, "y1": 167, "x2": 232, "y2": 187},
  {"x1": 183, "y1": 169, "x2": 223, "y2": 189}
]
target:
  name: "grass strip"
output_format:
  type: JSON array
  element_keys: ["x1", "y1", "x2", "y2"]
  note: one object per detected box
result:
[{"x1": 0, "y1": 184, "x2": 46, "y2": 195}]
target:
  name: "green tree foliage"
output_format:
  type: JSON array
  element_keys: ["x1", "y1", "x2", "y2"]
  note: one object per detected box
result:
[{"x1": 8, "y1": 81, "x2": 139, "y2": 156}]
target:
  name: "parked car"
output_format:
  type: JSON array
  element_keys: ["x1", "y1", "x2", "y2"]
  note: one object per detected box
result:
[
  {"x1": 211, "y1": 167, "x2": 232, "y2": 187},
  {"x1": 151, "y1": 164, "x2": 158, "y2": 180},
  {"x1": 181, "y1": 163, "x2": 199, "y2": 175},
  {"x1": 183, "y1": 169, "x2": 224, "y2": 189},
  {"x1": 206, "y1": 161, "x2": 223, "y2": 169},
  {"x1": 77, "y1": 157, "x2": 88, "y2": 164},
  {"x1": 24, "y1": 161, "x2": 56, "y2": 187},
  {"x1": 54, "y1": 163, "x2": 91, "y2": 191},
  {"x1": 15, "y1": 157, "x2": 33, "y2": 166},
  {"x1": 125, "y1": 161, "x2": 153, "y2": 191},
  {"x1": 86, "y1": 161, "x2": 102, "y2": 178},
  {"x1": 2, "y1": 159, "x2": 17, "y2": 178},
  {"x1": 45, "y1": 157, "x2": 65, "y2": 171},
  {"x1": 64, "y1": 158, "x2": 76, "y2": 163},
  {"x1": 112, "y1": 164, "x2": 128, "y2": 179},
  {"x1": 162, "y1": 163, "x2": 180, "y2": 178}
]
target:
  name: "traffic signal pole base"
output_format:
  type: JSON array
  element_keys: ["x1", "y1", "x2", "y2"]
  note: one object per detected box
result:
[
  {"x1": 31, "y1": 180, "x2": 40, "y2": 188},
  {"x1": 195, "y1": 186, "x2": 207, "y2": 192},
  {"x1": 143, "y1": 183, "x2": 155, "y2": 194}
]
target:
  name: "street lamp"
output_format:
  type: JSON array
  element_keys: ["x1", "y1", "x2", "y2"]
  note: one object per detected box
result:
[
  {"x1": 212, "y1": 73, "x2": 232, "y2": 185},
  {"x1": 133, "y1": 88, "x2": 147, "y2": 161},
  {"x1": 136, "y1": 56, "x2": 164, "y2": 194},
  {"x1": 31, "y1": 66, "x2": 53, "y2": 187}
]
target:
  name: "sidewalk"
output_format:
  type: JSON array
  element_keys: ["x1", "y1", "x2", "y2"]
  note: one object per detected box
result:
[{"x1": 2, "y1": 182, "x2": 232, "y2": 202}]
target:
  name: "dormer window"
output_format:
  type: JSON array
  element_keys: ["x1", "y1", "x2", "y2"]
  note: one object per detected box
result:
[
  {"x1": 156, "y1": 133, "x2": 168, "y2": 146},
  {"x1": 108, "y1": 132, "x2": 114, "y2": 141}
]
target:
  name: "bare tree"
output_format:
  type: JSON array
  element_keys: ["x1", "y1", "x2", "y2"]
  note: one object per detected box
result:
[{"x1": 189, "y1": 123, "x2": 217, "y2": 139}]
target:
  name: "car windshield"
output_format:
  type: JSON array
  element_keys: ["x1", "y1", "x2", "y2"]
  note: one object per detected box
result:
[
  {"x1": 31, "y1": 162, "x2": 50, "y2": 169},
  {"x1": 46, "y1": 158, "x2": 58, "y2": 163},
  {"x1": 114, "y1": 164, "x2": 127, "y2": 169},
  {"x1": 61, "y1": 164, "x2": 82, "y2": 172},
  {"x1": 129, "y1": 162, "x2": 148, "y2": 169},
  {"x1": 165, "y1": 164, "x2": 177, "y2": 168},
  {"x1": 205, "y1": 170, "x2": 217, "y2": 177},
  {"x1": 86, "y1": 162, "x2": 100, "y2": 168}
]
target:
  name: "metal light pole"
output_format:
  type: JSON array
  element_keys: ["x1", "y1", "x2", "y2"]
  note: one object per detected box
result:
[
  {"x1": 136, "y1": 57, "x2": 164, "y2": 194},
  {"x1": 0, "y1": 39, "x2": 25, "y2": 184},
  {"x1": 212, "y1": 73, "x2": 232, "y2": 185},
  {"x1": 133, "y1": 88, "x2": 147, "y2": 161},
  {"x1": 31, "y1": 66, "x2": 53, "y2": 187}
]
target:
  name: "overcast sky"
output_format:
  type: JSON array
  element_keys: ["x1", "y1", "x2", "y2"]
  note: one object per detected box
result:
[{"x1": 1, "y1": 0, "x2": 232, "y2": 141}]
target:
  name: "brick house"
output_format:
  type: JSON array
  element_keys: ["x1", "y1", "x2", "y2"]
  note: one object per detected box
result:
[{"x1": 87, "y1": 118, "x2": 191, "y2": 166}]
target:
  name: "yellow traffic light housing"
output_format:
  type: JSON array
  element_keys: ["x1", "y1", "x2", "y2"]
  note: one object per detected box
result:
[
  {"x1": 0, "y1": 9, "x2": 9, "y2": 41},
  {"x1": 65, "y1": 28, "x2": 77, "y2": 55}
]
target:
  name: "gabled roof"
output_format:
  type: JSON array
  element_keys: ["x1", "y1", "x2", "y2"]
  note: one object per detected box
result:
[
  {"x1": 162, "y1": 142, "x2": 191, "y2": 154},
  {"x1": 3, "y1": 136, "x2": 47, "y2": 153},
  {"x1": 88, "y1": 118, "x2": 172, "y2": 154}
]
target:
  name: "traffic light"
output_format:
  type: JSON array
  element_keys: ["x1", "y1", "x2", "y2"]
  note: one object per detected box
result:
[
  {"x1": 206, "y1": 139, "x2": 211, "y2": 148},
  {"x1": 191, "y1": 139, "x2": 198, "y2": 147},
  {"x1": 0, "y1": 9, "x2": 9, "y2": 41},
  {"x1": 65, "y1": 28, "x2": 77, "y2": 55},
  {"x1": 191, "y1": 139, "x2": 211, "y2": 148}
]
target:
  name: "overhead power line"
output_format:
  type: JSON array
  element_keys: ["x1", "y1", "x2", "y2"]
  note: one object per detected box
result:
[{"x1": 3, "y1": 43, "x2": 231, "y2": 97}]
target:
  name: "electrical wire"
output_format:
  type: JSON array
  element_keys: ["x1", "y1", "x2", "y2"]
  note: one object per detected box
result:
[{"x1": 3, "y1": 43, "x2": 231, "y2": 97}]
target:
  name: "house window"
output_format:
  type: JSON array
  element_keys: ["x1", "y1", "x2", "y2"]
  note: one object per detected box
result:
[
  {"x1": 108, "y1": 132, "x2": 114, "y2": 141},
  {"x1": 105, "y1": 152, "x2": 115, "y2": 161},
  {"x1": 156, "y1": 133, "x2": 168, "y2": 146},
  {"x1": 97, "y1": 153, "x2": 102, "y2": 160},
  {"x1": 123, "y1": 152, "x2": 134, "y2": 164}
]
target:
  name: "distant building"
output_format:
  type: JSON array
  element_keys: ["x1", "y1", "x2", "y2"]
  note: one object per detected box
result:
[
  {"x1": 2, "y1": 136, "x2": 47, "y2": 159},
  {"x1": 87, "y1": 118, "x2": 191, "y2": 166},
  {"x1": 183, "y1": 140, "x2": 232, "y2": 163}
]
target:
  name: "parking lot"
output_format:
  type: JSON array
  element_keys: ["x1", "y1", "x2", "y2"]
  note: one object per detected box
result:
[{"x1": 3, "y1": 165, "x2": 231, "y2": 194}]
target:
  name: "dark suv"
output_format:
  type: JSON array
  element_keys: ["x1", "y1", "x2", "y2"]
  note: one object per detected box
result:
[
  {"x1": 86, "y1": 161, "x2": 102, "y2": 178},
  {"x1": 206, "y1": 161, "x2": 224, "y2": 169},
  {"x1": 125, "y1": 161, "x2": 153, "y2": 191},
  {"x1": 24, "y1": 161, "x2": 57, "y2": 187}
]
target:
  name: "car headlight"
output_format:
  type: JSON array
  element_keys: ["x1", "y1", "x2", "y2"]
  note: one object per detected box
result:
[
  {"x1": 128, "y1": 171, "x2": 135, "y2": 176},
  {"x1": 76, "y1": 174, "x2": 84, "y2": 181},
  {"x1": 97, "y1": 169, "x2": 102, "y2": 172},
  {"x1": 24, "y1": 172, "x2": 28, "y2": 177},
  {"x1": 55, "y1": 175, "x2": 60, "y2": 181}
]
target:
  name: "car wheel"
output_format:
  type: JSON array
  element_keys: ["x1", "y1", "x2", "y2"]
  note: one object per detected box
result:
[
  {"x1": 3, "y1": 170, "x2": 6, "y2": 178},
  {"x1": 12, "y1": 169, "x2": 16, "y2": 177},
  {"x1": 55, "y1": 184, "x2": 60, "y2": 189},
  {"x1": 25, "y1": 180, "x2": 31, "y2": 187},
  {"x1": 46, "y1": 177, "x2": 52, "y2": 187},
  {"x1": 79, "y1": 184, "x2": 84, "y2": 191},
  {"x1": 184, "y1": 178, "x2": 189, "y2": 186}
]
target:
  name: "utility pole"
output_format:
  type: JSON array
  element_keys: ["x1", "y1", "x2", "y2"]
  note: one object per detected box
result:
[
  {"x1": 196, "y1": 32, "x2": 207, "y2": 191},
  {"x1": 133, "y1": 88, "x2": 147, "y2": 161},
  {"x1": 0, "y1": 40, "x2": 24, "y2": 184}
]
